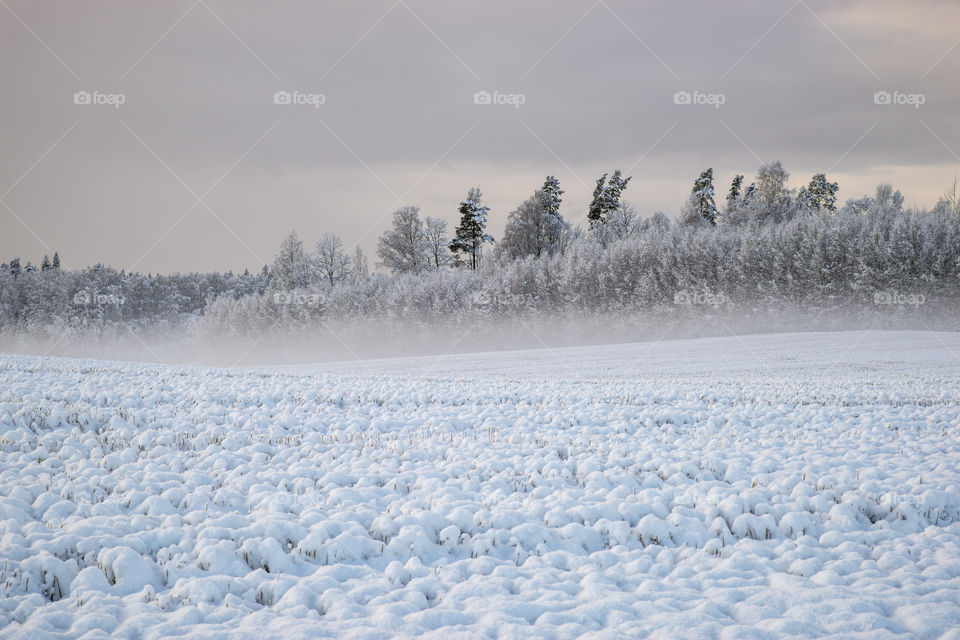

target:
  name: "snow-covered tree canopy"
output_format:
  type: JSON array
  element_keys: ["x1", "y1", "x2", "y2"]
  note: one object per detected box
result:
[{"x1": 3, "y1": 169, "x2": 958, "y2": 340}]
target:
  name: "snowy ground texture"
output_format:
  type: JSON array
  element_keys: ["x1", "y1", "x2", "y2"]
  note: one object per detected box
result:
[{"x1": 2, "y1": 330, "x2": 960, "y2": 639}]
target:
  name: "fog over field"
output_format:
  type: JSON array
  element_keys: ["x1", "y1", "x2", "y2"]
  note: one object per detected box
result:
[{"x1": 2, "y1": 1, "x2": 959, "y2": 638}]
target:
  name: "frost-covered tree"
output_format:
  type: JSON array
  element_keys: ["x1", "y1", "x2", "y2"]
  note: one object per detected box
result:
[
  {"x1": 351, "y1": 246, "x2": 369, "y2": 282},
  {"x1": 606, "y1": 170, "x2": 631, "y2": 210},
  {"x1": 596, "y1": 203, "x2": 643, "y2": 244},
  {"x1": 450, "y1": 187, "x2": 493, "y2": 270},
  {"x1": 643, "y1": 211, "x2": 671, "y2": 233},
  {"x1": 797, "y1": 173, "x2": 840, "y2": 212},
  {"x1": 52, "y1": 252, "x2": 61, "y2": 269},
  {"x1": 679, "y1": 194, "x2": 709, "y2": 228},
  {"x1": 691, "y1": 168, "x2": 718, "y2": 225},
  {"x1": 726, "y1": 175, "x2": 744, "y2": 213},
  {"x1": 424, "y1": 216, "x2": 453, "y2": 268},
  {"x1": 588, "y1": 170, "x2": 631, "y2": 228},
  {"x1": 752, "y1": 161, "x2": 795, "y2": 224},
  {"x1": 874, "y1": 184, "x2": 904, "y2": 213},
  {"x1": 378, "y1": 206, "x2": 429, "y2": 273},
  {"x1": 500, "y1": 190, "x2": 571, "y2": 259},
  {"x1": 541, "y1": 175, "x2": 564, "y2": 218},
  {"x1": 314, "y1": 233, "x2": 351, "y2": 286},
  {"x1": 588, "y1": 173, "x2": 608, "y2": 228},
  {"x1": 270, "y1": 231, "x2": 312, "y2": 289},
  {"x1": 842, "y1": 184, "x2": 904, "y2": 218},
  {"x1": 933, "y1": 178, "x2": 960, "y2": 221}
]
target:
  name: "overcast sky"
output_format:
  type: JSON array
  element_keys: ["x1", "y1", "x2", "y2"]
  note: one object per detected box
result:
[{"x1": 2, "y1": 0, "x2": 959, "y2": 273}]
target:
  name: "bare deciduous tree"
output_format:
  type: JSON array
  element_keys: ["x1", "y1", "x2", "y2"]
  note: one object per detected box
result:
[{"x1": 314, "y1": 233, "x2": 351, "y2": 286}]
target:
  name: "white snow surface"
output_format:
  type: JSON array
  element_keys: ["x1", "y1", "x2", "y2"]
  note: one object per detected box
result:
[{"x1": 2, "y1": 330, "x2": 960, "y2": 639}]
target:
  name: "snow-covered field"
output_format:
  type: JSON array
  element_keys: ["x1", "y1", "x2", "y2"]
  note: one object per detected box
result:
[{"x1": 2, "y1": 330, "x2": 960, "y2": 639}]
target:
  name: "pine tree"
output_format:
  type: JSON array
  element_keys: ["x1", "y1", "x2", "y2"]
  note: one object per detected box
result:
[
  {"x1": 450, "y1": 187, "x2": 494, "y2": 270},
  {"x1": 604, "y1": 170, "x2": 631, "y2": 214},
  {"x1": 540, "y1": 176, "x2": 567, "y2": 252},
  {"x1": 587, "y1": 170, "x2": 631, "y2": 228},
  {"x1": 541, "y1": 176, "x2": 564, "y2": 218},
  {"x1": 41, "y1": 255, "x2": 51, "y2": 271},
  {"x1": 727, "y1": 175, "x2": 744, "y2": 212},
  {"x1": 52, "y1": 252, "x2": 61, "y2": 269},
  {"x1": 800, "y1": 173, "x2": 840, "y2": 212},
  {"x1": 587, "y1": 173, "x2": 608, "y2": 228},
  {"x1": 691, "y1": 168, "x2": 718, "y2": 225}
]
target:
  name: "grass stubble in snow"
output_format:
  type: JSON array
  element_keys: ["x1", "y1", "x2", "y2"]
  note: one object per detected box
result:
[{"x1": 1, "y1": 330, "x2": 960, "y2": 638}]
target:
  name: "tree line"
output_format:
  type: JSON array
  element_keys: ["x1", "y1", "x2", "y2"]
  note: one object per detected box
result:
[{"x1": 2, "y1": 162, "x2": 959, "y2": 339}]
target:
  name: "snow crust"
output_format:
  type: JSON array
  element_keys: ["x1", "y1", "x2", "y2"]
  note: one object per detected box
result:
[{"x1": 1, "y1": 330, "x2": 960, "y2": 638}]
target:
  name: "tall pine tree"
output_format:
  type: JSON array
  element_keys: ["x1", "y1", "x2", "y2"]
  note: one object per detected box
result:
[
  {"x1": 587, "y1": 169, "x2": 631, "y2": 229},
  {"x1": 587, "y1": 173, "x2": 608, "y2": 228},
  {"x1": 727, "y1": 174, "x2": 744, "y2": 212},
  {"x1": 691, "y1": 168, "x2": 718, "y2": 225},
  {"x1": 450, "y1": 186, "x2": 494, "y2": 270},
  {"x1": 541, "y1": 175, "x2": 564, "y2": 218}
]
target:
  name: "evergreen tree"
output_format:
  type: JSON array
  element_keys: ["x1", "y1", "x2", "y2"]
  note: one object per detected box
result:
[
  {"x1": 541, "y1": 175, "x2": 564, "y2": 218},
  {"x1": 450, "y1": 187, "x2": 494, "y2": 270},
  {"x1": 52, "y1": 252, "x2": 61, "y2": 269},
  {"x1": 587, "y1": 170, "x2": 631, "y2": 228},
  {"x1": 691, "y1": 168, "x2": 718, "y2": 225},
  {"x1": 798, "y1": 173, "x2": 840, "y2": 211},
  {"x1": 41, "y1": 255, "x2": 52, "y2": 271},
  {"x1": 587, "y1": 173, "x2": 608, "y2": 228},
  {"x1": 727, "y1": 175, "x2": 744, "y2": 212},
  {"x1": 605, "y1": 170, "x2": 631, "y2": 214}
]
